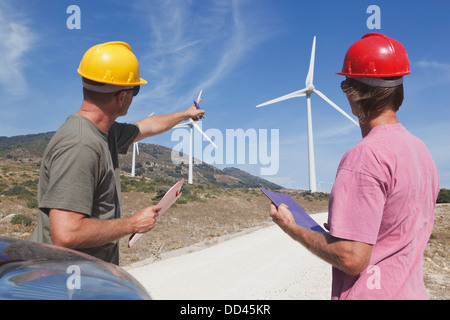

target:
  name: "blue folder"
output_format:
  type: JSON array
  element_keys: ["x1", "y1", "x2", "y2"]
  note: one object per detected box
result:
[{"x1": 261, "y1": 188, "x2": 325, "y2": 233}]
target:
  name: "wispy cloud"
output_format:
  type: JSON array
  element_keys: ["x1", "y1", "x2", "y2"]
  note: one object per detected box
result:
[
  {"x1": 135, "y1": 0, "x2": 274, "y2": 111},
  {"x1": 415, "y1": 60, "x2": 450, "y2": 73},
  {"x1": 0, "y1": 1, "x2": 36, "y2": 96},
  {"x1": 315, "y1": 122, "x2": 359, "y2": 142},
  {"x1": 414, "y1": 60, "x2": 450, "y2": 84}
]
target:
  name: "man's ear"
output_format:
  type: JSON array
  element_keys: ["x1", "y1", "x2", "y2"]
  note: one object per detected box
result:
[{"x1": 115, "y1": 91, "x2": 127, "y2": 105}]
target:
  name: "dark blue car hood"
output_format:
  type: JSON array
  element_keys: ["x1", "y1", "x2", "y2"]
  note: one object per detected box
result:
[{"x1": 0, "y1": 236, "x2": 150, "y2": 300}]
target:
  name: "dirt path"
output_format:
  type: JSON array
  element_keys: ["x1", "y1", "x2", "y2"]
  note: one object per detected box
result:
[{"x1": 125, "y1": 213, "x2": 331, "y2": 300}]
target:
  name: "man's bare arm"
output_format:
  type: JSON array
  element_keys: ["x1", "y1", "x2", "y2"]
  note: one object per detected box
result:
[
  {"x1": 134, "y1": 104, "x2": 205, "y2": 142},
  {"x1": 270, "y1": 203, "x2": 373, "y2": 276},
  {"x1": 49, "y1": 205, "x2": 161, "y2": 250}
]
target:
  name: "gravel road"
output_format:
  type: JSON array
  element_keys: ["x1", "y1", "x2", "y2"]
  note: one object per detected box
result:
[{"x1": 126, "y1": 212, "x2": 331, "y2": 300}]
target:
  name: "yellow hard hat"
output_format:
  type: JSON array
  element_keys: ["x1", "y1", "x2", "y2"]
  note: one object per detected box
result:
[{"x1": 77, "y1": 41, "x2": 147, "y2": 86}]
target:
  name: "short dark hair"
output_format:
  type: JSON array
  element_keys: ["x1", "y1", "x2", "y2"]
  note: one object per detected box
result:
[
  {"x1": 82, "y1": 78, "x2": 116, "y2": 104},
  {"x1": 340, "y1": 77, "x2": 404, "y2": 122}
]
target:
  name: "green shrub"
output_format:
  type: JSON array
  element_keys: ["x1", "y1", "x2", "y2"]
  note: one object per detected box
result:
[
  {"x1": 21, "y1": 179, "x2": 39, "y2": 190},
  {"x1": 152, "y1": 187, "x2": 169, "y2": 203},
  {"x1": 437, "y1": 188, "x2": 450, "y2": 203},
  {"x1": 26, "y1": 199, "x2": 38, "y2": 208},
  {"x1": 1, "y1": 185, "x2": 34, "y2": 199},
  {"x1": 120, "y1": 176, "x2": 154, "y2": 193},
  {"x1": 11, "y1": 214, "x2": 33, "y2": 226},
  {"x1": 0, "y1": 183, "x2": 7, "y2": 193}
]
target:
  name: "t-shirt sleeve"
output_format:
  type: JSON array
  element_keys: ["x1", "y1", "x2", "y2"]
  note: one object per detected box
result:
[
  {"x1": 109, "y1": 122, "x2": 140, "y2": 154},
  {"x1": 328, "y1": 168, "x2": 387, "y2": 245},
  {"x1": 39, "y1": 143, "x2": 99, "y2": 216}
]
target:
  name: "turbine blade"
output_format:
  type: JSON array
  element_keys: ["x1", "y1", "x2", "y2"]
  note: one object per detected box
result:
[
  {"x1": 197, "y1": 89, "x2": 203, "y2": 102},
  {"x1": 314, "y1": 90, "x2": 359, "y2": 126},
  {"x1": 135, "y1": 142, "x2": 139, "y2": 155},
  {"x1": 173, "y1": 122, "x2": 191, "y2": 129},
  {"x1": 192, "y1": 122, "x2": 218, "y2": 149},
  {"x1": 305, "y1": 36, "x2": 316, "y2": 87},
  {"x1": 256, "y1": 88, "x2": 308, "y2": 108}
]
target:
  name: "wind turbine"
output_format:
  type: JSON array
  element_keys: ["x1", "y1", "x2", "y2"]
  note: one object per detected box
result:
[
  {"x1": 256, "y1": 36, "x2": 359, "y2": 193},
  {"x1": 131, "y1": 112, "x2": 155, "y2": 177},
  {"x1": 174, "y1": 90, "x2": 218, "y2": 184},
  {"x1": 174, "y1": 119, "x2": 218, "y2": 184}
]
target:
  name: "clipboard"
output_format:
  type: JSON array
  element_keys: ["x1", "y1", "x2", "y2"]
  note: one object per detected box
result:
[
  {"x1": 128, "y1": 178, "x2": 185, "y2": 248},
  {"x1": 260, "y1": 188, "x2": 325, "y2": 233}
]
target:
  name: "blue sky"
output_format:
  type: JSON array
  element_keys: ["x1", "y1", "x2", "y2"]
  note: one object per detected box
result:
[{"x1": 1, "y1": 0, "x2": 449, "y2": 191}]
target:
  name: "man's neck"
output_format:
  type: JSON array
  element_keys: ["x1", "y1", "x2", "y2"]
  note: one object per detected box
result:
[
  {"x1": 360, "y1": 109, "x2": 399, "y2": 138},
  {"x1": 77, "y1": 100, "x2": 117, "y2": 133}
]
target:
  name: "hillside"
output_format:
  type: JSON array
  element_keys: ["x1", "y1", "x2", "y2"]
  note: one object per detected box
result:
[
  {"x1": 0, "y1": 131, "x2": 282, "y2": 190},
  {"x1": 0, "y1": 132, "x2": 54, "y2": 161}
]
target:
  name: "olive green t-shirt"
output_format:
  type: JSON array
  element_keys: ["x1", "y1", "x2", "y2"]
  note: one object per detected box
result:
[{"x1": 32, "y1": 113, "x2": 139, "y2": 265}]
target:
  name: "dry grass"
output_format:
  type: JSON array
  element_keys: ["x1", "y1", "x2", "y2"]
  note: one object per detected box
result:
[
  {"x1": 423, "y1": 204, "x2": 450, "y2": 299},
  {"x1": 119, "y1": 188, "x2": 329, "y2": 266}
]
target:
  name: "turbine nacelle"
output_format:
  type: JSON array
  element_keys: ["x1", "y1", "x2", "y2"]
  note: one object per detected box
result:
[{"x1": 305, "y1": 84, "x2": 315, "y2": 94}]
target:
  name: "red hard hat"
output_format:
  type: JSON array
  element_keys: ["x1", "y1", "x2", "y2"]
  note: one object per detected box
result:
[{"x1": 336, "y1": 33, "x2": 411, "y2": 78}]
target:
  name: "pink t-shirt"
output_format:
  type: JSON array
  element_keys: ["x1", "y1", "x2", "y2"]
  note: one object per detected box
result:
[{"x1": 328, "y1": 123, "x2": 439, "y2": 300}]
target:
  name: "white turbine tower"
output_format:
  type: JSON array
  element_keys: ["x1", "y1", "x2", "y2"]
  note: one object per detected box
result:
[
  {"x1": 131, "y1": 142, "x2": 139, "y2": 177},
  {"x1": 131, "y1": 112, "x2": 155, "y2": 177},
  {"x1": 174, "y1": 90, "x2": 218, "y2": 184},
  {"x1": 256, "y1": 36, "x2": 359, "y2": 193}
]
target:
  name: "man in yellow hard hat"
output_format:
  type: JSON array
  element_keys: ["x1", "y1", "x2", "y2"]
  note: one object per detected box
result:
[{"x1": 33, "y1": 42, "x2": 205, "y2": 265}]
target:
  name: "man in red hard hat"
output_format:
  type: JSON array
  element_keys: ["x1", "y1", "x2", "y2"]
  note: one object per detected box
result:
[{"x1": 270, "y1": 33, "x2": 440, "y2": 299}]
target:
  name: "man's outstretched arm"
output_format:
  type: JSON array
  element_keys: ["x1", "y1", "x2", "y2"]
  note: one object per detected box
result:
[{"x1": 134, "y1": 103, "x2": 205, "y2": 142}]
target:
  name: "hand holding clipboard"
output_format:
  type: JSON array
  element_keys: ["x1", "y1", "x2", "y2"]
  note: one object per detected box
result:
[
  {"x1": 128, "y1": 178, "x2": 185, "y2": 248},
  {"x1": 261, "y1": 188, "x2": 325, "y2": 232}
]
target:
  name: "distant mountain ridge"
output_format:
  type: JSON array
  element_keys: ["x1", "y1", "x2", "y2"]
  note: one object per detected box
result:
[
  {"x1": 0, "y1": 132, "x2": 282, "y2": 190},
  {"x1": 0, "y1": 132, "x2": 54, "y2": 159}
]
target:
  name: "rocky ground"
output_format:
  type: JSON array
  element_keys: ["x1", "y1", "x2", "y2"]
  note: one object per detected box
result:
[{"x1": 423, "y1": 203, "x2": 450, "y2": 300}]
